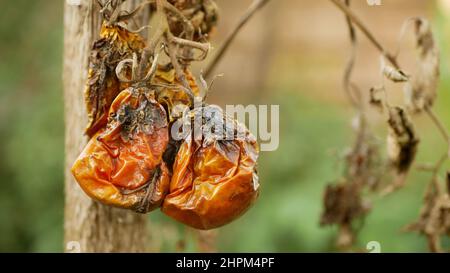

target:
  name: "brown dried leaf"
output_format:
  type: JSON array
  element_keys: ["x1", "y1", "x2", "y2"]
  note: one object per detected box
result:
[
  {"x1": 405, "y1": 177, "x2": 450, "y2": 252},
  {"x1": 383, "y1": 65, "x2": 409, "y2": 83},
  {"x1": 346, "y1": 116, "x2": 384, "y2": 190},
  {"x1": 320, "y1": 180, "x2": 371, "y2": 249},
  {"x1": 369, "y1": 86, "x2": 385, "y2": 111},
  {"x1": 320, "y1": 181, "x2": 370, "y2": 226},
  {"x1": 167, "y1": 0, "x2": 219, "y2": 41},
  {"x1": 447, "y1": 171, "x2": 450, "y2": 194},
  {"x1": 84, "y1": 22, "x2": 146, "y2": 137},
  {"x1": 404, "y1": 18, "x2": 440, "y2": 113},
  {"x1": 386, "y1": 107, "x2": 419, "y2": 174}
]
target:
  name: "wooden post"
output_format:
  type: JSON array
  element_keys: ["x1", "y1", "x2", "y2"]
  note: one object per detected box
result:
[{"x1": 63, "y1": 0, "x2": 150, "y2": 253}]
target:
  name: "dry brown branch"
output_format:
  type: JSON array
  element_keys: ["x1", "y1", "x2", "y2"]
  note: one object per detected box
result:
[
  {"x1": 329, "y1": 0, "x2": 399, "y2": 69},
  {"x1": 204, "y1": 0, "x2": 271, "y2": 79}
]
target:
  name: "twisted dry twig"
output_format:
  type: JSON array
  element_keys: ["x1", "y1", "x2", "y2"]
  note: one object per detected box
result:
[
  {"x1": 204, "y1": 0, "x2": 271, "y2": 79},
  {"x1": 329, "y1": 0, "x2": 400, "y2": 69}
]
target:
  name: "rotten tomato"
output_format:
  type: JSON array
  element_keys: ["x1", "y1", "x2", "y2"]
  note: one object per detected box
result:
[
  {"x1": 72, "y1": 87, "x2": 170, "y2": 213},
  {"x1": 162, "y1": 105, "x2": 260, "y2": 229}
]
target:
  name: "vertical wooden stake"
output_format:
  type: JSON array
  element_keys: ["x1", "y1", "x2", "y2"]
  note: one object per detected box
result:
[{"x1": 63, "y1": 0, "x2": 149, "y2": 253}]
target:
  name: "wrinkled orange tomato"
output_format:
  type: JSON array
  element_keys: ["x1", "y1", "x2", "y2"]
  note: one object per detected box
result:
[
  {"x1": 72, "y1": 87, "x2": 171, "y2": 212},
  {"x1": 85, "y1": 22, "x2": 146, "y2": 138},
  {"x1": 162, "y1": 105, "x2": 260, "y2": 229}
]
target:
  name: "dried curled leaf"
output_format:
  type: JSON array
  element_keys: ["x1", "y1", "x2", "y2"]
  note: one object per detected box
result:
[
  {"x1": 167, "y1": 0, "x2": 219, "y2": 41},
  {"x1": 320, "y1": 180, "x2": 371, "y2": 248},
  {"x1": 162, "y1": 105, "x2": 259, "y2": 229},
  {"x1": 347, "y1": 130, "x2": 383, "y2": 190},
  {"x1": 84, "y1": 22, "x2": 146, "y2": 137},
  {"x1": 404, "y1": 18, "x2": 440, "y2": 113},
  {"x1": 369, "y1": 86, "x2": 385, "y2": 111},
  {"x1": 386, "y1": 107, "x2": 419, "y2": 174},
  {"x1": 321, "y1": 113, "x2": 381, "y2": 248},
  {"x1": 320, "y1": 182, "x2": 369, "y2": 226},
  {"x1": 72, "y1": 87, "x2": 170, "y2": 213},
  {"x1": 383, "y1": 65, "x2": 409, "y2": 83},
  {"x1": 405, "y1": 176, "x2": 450, "y2": 252}
]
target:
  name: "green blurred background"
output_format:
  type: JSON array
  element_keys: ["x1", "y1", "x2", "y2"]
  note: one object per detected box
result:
[{"x1": 0, "y1": 0, "x2": 449, "y2": 252}]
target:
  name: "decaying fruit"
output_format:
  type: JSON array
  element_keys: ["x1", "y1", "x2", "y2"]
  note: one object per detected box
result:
[
  {"x1": 162, "y1": 105, "x2": 260, "y2": 229},
  {"x1": 84, "y1": 22, "x2": 146, "y2": 137},
  {"x1": 72, "y1": 87, "x2": 170, "y2": 213},
  {"x1": 72, "y1": 0, "x2": 260, "y2": 229}
]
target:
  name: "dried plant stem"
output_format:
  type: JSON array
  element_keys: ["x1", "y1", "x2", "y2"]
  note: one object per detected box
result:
[
  {"x1": 171, "y1": 36, "x2": 210, "y2": 52},
  {"x1": 204, "y1": 0, "x2": 271, "y2": 79},
  {"x1": 163, "y1": 0, "x2": 194, "y2": 40},
  {"x1": 165, "y1": 32, "x2": 190, "y2": 89},
  {"x1": 425, "y1": 107, "x2": 450, "y2": 151},
  {"x1": 432, "y1": 153, "x2": 447, "y2": 187},
  {"x1": 152, "y1": 0, "x2": 207, "y2": 98},
  {"x1": 329, "y1": 0, "x2": 399, "y2": 69},
  {"x1": 332, "y1": 0, "x2": 450, "y2": 172},
  {"x1": 342, "y1": 0, "x2": 361, "y2": 109},
  {"x1": 425, "y1": 107, "x2": 450, "y2": 187}
]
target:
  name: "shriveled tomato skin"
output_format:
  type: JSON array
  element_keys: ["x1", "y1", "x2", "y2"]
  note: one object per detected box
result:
[
  {"x1": 72, "y1": 88, "x2": 171, "y2": 212},
  {"x1": 162, "y1": 107, "x2": 260, "y2": 229}
]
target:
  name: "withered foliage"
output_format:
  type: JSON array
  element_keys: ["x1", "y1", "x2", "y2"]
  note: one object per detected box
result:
[
  {"x1": 325, "y1": 2, "x2": 448, "y2": 252},
  {"x1": 383, "y1": 65, "x2": 409, "y2": 83},
  {"x1": 405, "y1": 174, "x2": 450, "y2": 253},
  {"x1": 166, "y1": 0, "x2": 219, "y2": 41},
  {"x1": 404, "y1": 18, "x2": 440, "y2": 113},
  {"x1": 321, "y1": 115, "x2": 380, "y2": 248},
  {"x1": 386, "y1": 107, "x2": 419, "y2": 175},
  {"x1": 321, "y1": 0, "x2": 386, "y2": 250},
  {"x1": 321, "y1": 181, "x2": 371, "y2": 248},
  {"x1": 346, "y1": 117, "x2": 384, "y2": 190},
  {"x1": 369, "y1": 86, "x2": 384, "y2": 111},
  {"x1": 85, "y1": 22, "x2": 146, "y2": 137}
]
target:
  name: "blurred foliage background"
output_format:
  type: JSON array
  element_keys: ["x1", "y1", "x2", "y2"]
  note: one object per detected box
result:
[{"x1": 0, "y1": 0, "x2": 449, "y2": 252}]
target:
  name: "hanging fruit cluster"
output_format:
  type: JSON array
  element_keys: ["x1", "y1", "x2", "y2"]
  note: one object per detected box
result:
[{"x1": 71, "y1": 0, "x2": 259, "y2": 230}]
